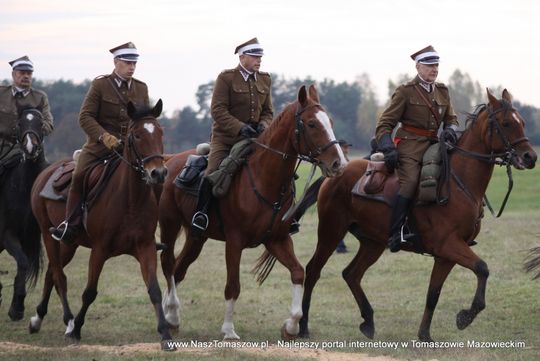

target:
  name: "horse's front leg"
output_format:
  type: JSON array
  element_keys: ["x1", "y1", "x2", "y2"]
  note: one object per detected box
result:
[
  {"x1": 221, "y1": 239, "x2": 243, "y2": 340},
  {"x1": 418, "y1": 257, "x2": 455, "y2": 342},
  {"x1": 438, "y1": 241, "x2": 489, "y2": 331},
  {"x1": 3, "y1": 234, "x2": 29, "y2": 321},
  {"x1": 266, "y1": 235, "x2": 304, "y2": 340}
]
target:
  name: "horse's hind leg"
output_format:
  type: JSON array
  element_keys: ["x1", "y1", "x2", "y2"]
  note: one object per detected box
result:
[
  {"x1": 65, "y1": 249, "x2": 106, "y2": 343},
  {"x1": 136, "y1": 242, "x2": 174, "y2": 351},
  {"x1": 159, "y1": 216, "x2": 182, "y2": 329},
  {"x1": 417, "y1": 257, "x2": 455, "y2": 342},
  {"x1": 342, "y1": 240, "x2": 385, "y2": 340},
  {"x1": 265, "y1": 236, "x2": 305, "y2": 340},
  {"x1": 3, "y1": 233, "x2": 29, "y2": 321}
]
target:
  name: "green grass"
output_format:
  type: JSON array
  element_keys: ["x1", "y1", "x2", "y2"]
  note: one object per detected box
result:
[{"x1": 0, "y1": 161, "x2": 538, "y2": 360}]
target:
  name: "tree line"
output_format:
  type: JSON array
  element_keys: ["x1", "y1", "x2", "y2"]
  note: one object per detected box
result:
[{"x1": 3, "y1": 70, "x2": 539, "y2": 162}]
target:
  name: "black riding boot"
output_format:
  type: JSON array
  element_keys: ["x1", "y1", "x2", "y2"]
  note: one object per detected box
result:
[
  {"x1": 49, "y1": 186, "x2": 83, "y2": 245},
  {"x1": 191, "y1": 177, "x2": 212, "y2": 234},
  {"x1": 388, "y1": 195, "x2": 413, "y2": 253}
]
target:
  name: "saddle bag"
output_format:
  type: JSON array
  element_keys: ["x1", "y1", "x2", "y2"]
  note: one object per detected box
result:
[
  {"x1": 418, "y1": 143, "x2": 441, "y2": 203},
  {"x1": 363, "y1": 161, "x2": 391, "y2": 194},
  {"x1": 52, "y1": 162, "x2": 76, "y2": 192},
  {"x1": 176, "y1": 154, "x2": 208, "y2": 185}
]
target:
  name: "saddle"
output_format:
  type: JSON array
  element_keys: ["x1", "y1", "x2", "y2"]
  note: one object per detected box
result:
[
  {"x1": 352, "y1": 160, "x2": 399, "y2": 206},
  {"x1": 174, "y1": 154, "x2": 208, "y2": 196}
]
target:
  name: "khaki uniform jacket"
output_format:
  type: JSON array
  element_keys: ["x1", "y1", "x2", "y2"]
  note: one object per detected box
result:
[
  {"x1": 375, "y1": 76, "x2": 458, "y2": 197},
  {"x1": 375, "y1": 76, "x2": 458, "y2": 141},
  {"x1": 0, "y1": 85, "x2": 54, "y2": 142},
  {"x1": 210, "y1": 66, "x2": 273, "y2": 146},
  {"x1": 79, "y1": 73, "x2": 149, "y2": 159}
]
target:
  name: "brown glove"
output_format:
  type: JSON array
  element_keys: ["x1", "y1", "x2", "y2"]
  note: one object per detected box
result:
[{"x1": 99, "y1": 132, "x2": 121, "y2": 150}]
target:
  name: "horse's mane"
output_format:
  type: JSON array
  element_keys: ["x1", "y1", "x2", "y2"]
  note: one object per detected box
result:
[
  {"x1": 464, "y1": 98, "x2": 513, "y2": 130},
  {"x1": 257, "y1": 101, "x2": 296, "y2": 143}
]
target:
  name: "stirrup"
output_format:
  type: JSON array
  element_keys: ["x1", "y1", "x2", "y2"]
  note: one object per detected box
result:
[
  {"x1": 50, "y1": 221, "x2": 69, "y2": 241},
  {"x1": 191, "y1": 211, "x2": 209, "y2": 231}
]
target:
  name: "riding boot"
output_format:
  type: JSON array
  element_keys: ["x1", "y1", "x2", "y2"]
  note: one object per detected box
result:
[
  {"x1": 191, "y1": 177, "x2": 212, "y2": 234},
  {"x1": 388, "y1": 195, "x2": 413, "y2": 253},
  {"x1": 49, "y1": 186, "x2": 83, "y2": 245},
  {"x1": 289, "y1": 219, "x2": 300, "y2": 235}
]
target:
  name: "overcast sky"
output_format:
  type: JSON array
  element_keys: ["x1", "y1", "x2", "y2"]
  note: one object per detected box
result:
[{"x1": 1, "y1": 0, "x2": 539, "y2": 115}]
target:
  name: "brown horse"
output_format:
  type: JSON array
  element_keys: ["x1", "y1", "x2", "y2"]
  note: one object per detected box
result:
[
  {"x1": 159, "y1": 85, "x2": 347, "y2": 340},
  {"x1": 28, "y1": 101, "x2": 174, "y2": 349},
  {"x1": 297, "y1": 89, "x2": 537, "y2": 342}
]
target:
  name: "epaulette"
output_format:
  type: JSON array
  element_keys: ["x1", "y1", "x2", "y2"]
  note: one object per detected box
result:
[
  {"x1": 258, "y1": 71, "x2": 271, "y2": 76},
  {"x1": 132, "y1": 77, "x2": 146, "y2": 85},
  {"x1": 435, "y1": 82, "x2": 448, "y2": 89},
  {"x1": 403, "y1": 79, "x2": 416, "y2": 87},
  {"x1": 220, "y1": 68, "x2": 236, "y2": 74},
  {"x1": 94, "y1": 74, "x2": 110, "y2": 80}
]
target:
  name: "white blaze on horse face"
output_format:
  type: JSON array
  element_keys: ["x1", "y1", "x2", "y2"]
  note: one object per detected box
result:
[
  {"x1": 512, "y1": 112, "x2": 522, "y2": 124},
  {"x1": 144, "y1": 123, "x2": 155, "y2": 134},
  {"x1": 315, "y1": 111, "x2": 348, "y2": 165},
  {"x1": 24, "y1": 133, "x2": 34, "y2": 154}
]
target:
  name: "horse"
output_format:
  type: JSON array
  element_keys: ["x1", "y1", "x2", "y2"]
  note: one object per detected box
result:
[
  {"x1": 158, "y1": 85, "x2": 347, "y2": 340},
  {"x1": 28, "y1": 100, "x2": 174, "y2": 349},
  {"x1": 297, "y1": 89, "x2": 537, "y2": 342},
  {"x1": 0, "y1": 108, "x2": 47, "y2": 321}
]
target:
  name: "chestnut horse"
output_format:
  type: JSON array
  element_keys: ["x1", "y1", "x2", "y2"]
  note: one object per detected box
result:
[
  {"x1": 159, "y1": 85, "x2": 347, "y2": 340},
  {"x1": 0, "y1": 109, "x2": 47, "y2": 321},
  {"x1": 28, "y1": 101, "x2": 174, "y2": 349},
  {"x1": 298, "y1": 89, "x2": 537, "y2": 341}
]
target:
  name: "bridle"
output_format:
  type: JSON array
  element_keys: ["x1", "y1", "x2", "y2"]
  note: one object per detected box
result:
[
  {"x1": 18, "y1": 109, "x2": 44, "y2": 161},
  {"x1": 112, "y1": 118, "x2": 164, "y2": 180}
]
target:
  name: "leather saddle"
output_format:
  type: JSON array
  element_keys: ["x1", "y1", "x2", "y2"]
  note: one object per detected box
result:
[
  {"x1": 352, "y1": 161, "x2": 399, "y2": 206},
  {"x1": 174, "y1": 154, "x2": 208, "y2": 196}
]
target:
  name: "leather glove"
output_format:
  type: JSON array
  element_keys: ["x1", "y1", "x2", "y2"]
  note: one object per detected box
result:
[
  {"x1": 377, "y1": 133, "x2": 399, "y2": 173},
  {"x1": 99, "y1": 132, "x2": 122, "y2": 150},
  {"x1": 239, "y1": 124, "x2": 258, "y2": 138},
  {"x1": 441, "y1": 127, "x2": 458, "y2": 146},
  {"x1": 256, "y1": 123, "x2": 266, "y2": 134}
]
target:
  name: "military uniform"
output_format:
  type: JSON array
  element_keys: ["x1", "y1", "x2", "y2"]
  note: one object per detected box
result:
[
  {"x1": 208, "y1": 65, "x2": 273, "y2": 172},
  {"x1": 72, "y1": 73, "x2": 149, "y2": 192},
  {"x1": 376, "y1": 76, "x2": 457, "y2": 197}
]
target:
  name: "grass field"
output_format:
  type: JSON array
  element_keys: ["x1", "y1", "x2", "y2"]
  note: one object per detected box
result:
[{"x1": 0, "y1": 162, "x2": 538, "y2": 361}]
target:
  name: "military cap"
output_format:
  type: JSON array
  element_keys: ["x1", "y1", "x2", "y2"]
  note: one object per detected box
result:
[
  {"x1": 410, "y1": 45, "x2": 439, "y2": 64},
  {"x1": 109, "y1": 42, "x2": 139, "y2": 61},
  {"x1": 9, "y1": 55, "x2": 34, "y2": 71},
  {"x1": 234, "y1": 37, "x2": 264, "y2": 57}
]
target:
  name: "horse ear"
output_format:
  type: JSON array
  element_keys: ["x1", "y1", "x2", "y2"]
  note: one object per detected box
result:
[
  {"x1": 486, "y1": 88, "x2": 498, "y2": 106},
  {"x1": 308, "y1": 84, "x2": 320, "y2": 103},
  {"x1": 152, "y1": 99, "x2": 163, "y2": 118},
  {"x1": 298, "y1": 85, "x2": 308, "y2": 107},
  {"x1": 502, "y1": 89, "x2": 513, "y2": 104},
  {"x1": 127, "y1": 101, "x2": 137, "y2": 118}
]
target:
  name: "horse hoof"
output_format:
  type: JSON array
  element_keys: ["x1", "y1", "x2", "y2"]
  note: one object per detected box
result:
[
  {"x1": 64, "y1": 332, "x2": 80, "y2": 344},
  {"x1": 161, "y1": 340, "x2": 176, "y2": 351},
  {"x1": 418, "y1": 332, "x2": 433, "y2": 342},
  {"x1": 456, "y1": 309, "x2": 472, "y2": 330},
  {"x1": 298, "y1": 329, "x2": 310, "y2": 338},
  {"x1": 281, "y1": 323, "x2": 297, "y2": 341},
  {"x1": 359, "y1": 322, "x2": 375, "y2": 339},
  {"x1": 8, "y1": 308, "x2": 24, "y2": 321}
]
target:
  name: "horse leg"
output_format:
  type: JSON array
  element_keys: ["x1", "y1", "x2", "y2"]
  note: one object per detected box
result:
[
  {"x1": 29, "y1": 244, "x2": 78, "y2": 333},
  {"x1": 220, "y1": 239, "x2": 243, "y2": 340},
  {"x1": 265, "y1": 236, "x2": 305, "y2": 340},
  {"x1": 136, "y1": 243, "x2": 175, "y2": 351},
  {"x1": 342, "y1": 241, "x2": 385, "y2": 340},
  {"x1": 3, "y1": 233, "x2": 29, "y2": 321},
  {"x1": 438, "y1": 241, "x2": 489, "y2": 331},
  {"x1": 159, "y1": 216, "x2": 182, "y2": 329},
  {"x1": 65, "y1": 249, "x2": 106, "y2": 343},
  {"x1": 417, "y1": 257, "x2": 455, "y2": 342},
  {"x1": 299, "y1": 216, "x2": 348, "y2": 338}
]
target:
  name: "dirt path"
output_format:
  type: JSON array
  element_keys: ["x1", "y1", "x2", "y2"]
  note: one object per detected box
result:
[{"x1": 0, "y1": 341, "x2": 405, "y2": 360}]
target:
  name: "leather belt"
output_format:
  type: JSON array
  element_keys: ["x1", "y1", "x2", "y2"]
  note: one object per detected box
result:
[{"x1": 401, "y1": 124, "x2": 437, "y2": 138}]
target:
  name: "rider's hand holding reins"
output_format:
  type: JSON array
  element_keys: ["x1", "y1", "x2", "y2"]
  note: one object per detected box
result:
[
  {"x1": 441, "y1": 126, "x2": 458, "y2": 146},
  {"x1": 378, "y1": 133, "x2": 398, "y2": 173},
  {"x1": 239, "y1": 124, "x2": 258, "y2": 138},
  {"x1": 99, "y1": 132, "x2": 122, "y2": 150}
]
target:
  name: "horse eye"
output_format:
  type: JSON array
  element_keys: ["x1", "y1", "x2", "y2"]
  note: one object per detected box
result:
[
  {"x1": 502, "y1": 121, "x2": 510, "y2": 128},
  {"x1": 307, "y1": 121, "x2": 316, "y2": 128}
]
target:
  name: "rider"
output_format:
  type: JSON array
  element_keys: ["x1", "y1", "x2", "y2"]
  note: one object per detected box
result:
[
  {"x1": 375, "y1": 45, "x2": 459, "y2": 253},
  {"x1": 191, "y1": 37, "x2": 274, "y2": 233},
  {"x1": 0, "y1": 56, "x2": 54, "y2": 163},
  {"x1": 50, "y1": 42, "x2": 149, "y2": 244}
]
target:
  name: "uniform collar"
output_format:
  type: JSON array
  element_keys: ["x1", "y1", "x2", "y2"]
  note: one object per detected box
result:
[
  {"x1": 415, "y1": 75, "x2": 434, "y2": 93},
  {"x1": 238, "y1": 64, "x2": 257, "y2": 82},
  {"x1": 11, "y1": 85, "x2": 30, "y2": 98},
  {"x1": 113, "y1": 72, "x2": 132, "y2": 89}
]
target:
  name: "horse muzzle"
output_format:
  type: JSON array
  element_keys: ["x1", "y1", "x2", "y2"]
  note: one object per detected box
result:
[
  {"x1": 146, "y1": 166, "x2": 168, "y2": 185},
  {"x1": 320, "y1": 158, "x2": 347, "y2": 177}
]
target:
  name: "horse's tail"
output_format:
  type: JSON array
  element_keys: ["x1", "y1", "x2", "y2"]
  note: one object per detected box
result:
[
  {"x1": 293, "y1": 176, "x2": 325, "y2": 221},
  {"x1": 524, "y1": 246, "x2": 540, "y2": 280},
  {"x1": 251, "y1": 250, "x2": 277, "y2": 285},
  {"x1": 21, "y1": 215, "x2": 43, "y2": 289}
]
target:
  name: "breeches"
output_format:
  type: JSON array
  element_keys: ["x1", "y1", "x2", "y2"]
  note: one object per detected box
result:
[
  {"x1": 206, "y1": 141, "x2": 232, "y2": 175},
  {"x1": 396, "y1": 138, "x2": 431, "y2": 198},
  {"x1": 70, "y1": 150, "x2": 105, "y2": 193}
]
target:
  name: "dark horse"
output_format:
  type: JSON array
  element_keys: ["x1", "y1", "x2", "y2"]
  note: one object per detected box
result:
[
  {"x1": 0, "y1": 108, "x2": 47, "y2": 320},
  {"x1": 159, "y1": 85, "x2": 347, "y2": 339},
  {"x1": 297, "y1": 89, "x2": 537, "y2": 341},
  {"x1": 29, "y1": 101, "x2": 173, "y2": 349}
]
